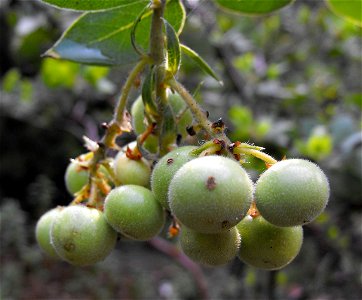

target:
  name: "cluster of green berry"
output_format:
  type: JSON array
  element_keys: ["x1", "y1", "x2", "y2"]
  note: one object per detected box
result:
[{"x1": 35, "y1": 92, "x2": 330, "y2": 270}]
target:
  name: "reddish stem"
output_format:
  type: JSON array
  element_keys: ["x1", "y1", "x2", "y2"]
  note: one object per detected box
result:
[{"x1": 148, "y1": 237, "x2": 209, "y2": 300}]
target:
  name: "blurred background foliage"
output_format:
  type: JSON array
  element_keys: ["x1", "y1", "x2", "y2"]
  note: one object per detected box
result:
[{"x1": 0, "y1": 0, "x2": 361, "y2": 299}]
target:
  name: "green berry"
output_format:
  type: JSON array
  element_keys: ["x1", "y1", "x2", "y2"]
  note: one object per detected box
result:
[
  {"x1": 169, "y1": 156, "x2": 253, "y2": 233},
  {"x1": 255, "y1": 159, "x2": 330, "y2": 227},
  {"x1": 51, "y1": 205, "x2": 117, "y2": 266},
  {"x1": 64, "y1": 160, "x2": 89, "y2": 195},
  {"x1": 180, "y1": 226, "x2": 241, "y2": 266},
  {"x1": 104, "y1": 185, "x2": 165, "y2": 240},
  {"x1": 114, "y1": 152, "x2": 151, "y2": 187},
  {"x1": 65, "y1": 158, "x2": 110, "y2": 195},
  {"x1": 131, "y1": 93, "x2": 192, "y2": 139},
  {"x1": 131, "y1": 95, "x2": 146, "y2": 135},
  {"x1": 236, "y1": 215, "x2": 303, "y2": 270},
  {"x1": 151, "y1": 146, "x2": 197, "y2": 210},
  {"x1": 35, "y1": 207, "x2": 63, "y2": 259}
]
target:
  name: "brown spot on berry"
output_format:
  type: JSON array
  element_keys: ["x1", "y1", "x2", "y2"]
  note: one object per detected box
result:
[
  {"x1": 221, "y1": 220, "x2": 229, "y2": 229},
  {"x1": 206, "y1": 176, "x2": 216, "y2": 190},
  {"x1": 64, "y1": 242, "x2": 75, "y2": 252},
  {"x1": 167, "y1": 158, "x2": 174, "y2": 165}
]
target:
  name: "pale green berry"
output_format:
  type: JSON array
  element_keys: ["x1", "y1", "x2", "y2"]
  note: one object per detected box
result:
[{"x1": 255, "y1": 159, "x2": 330, "y2": 227}]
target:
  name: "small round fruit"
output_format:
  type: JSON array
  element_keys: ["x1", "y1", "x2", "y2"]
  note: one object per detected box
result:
[
  {"x1": 35, "y1": 207, "x2": 63, "y2": 259},
  {"x1": 180, "y1": 226, "x2": 241, "y2": 266},
  {"x1": 114, "y1": 152, "x2": 151, "y2": 187},
  {"x1": 255, "y1": 159, "x2": 330, "y2": 227},
  {"x1": 104, "y1": 185, "x2": 165, "y2": 240},
  {"x1": 51, "y1": 205, "x2": 117, "y2": 266},
  {"x1": 169, "y1": 156, "x2": 253, "y2": 233},
  {"x1": 65, "y1": 159, "x2": 110, "y2": 195},
  {"x1": 64, "y1": 160, "x2": 89, "y2": 195},
  {"x1": 151, "y1": 146, "x2": 197, "y2": 210},
  {"x1": 236, "y1": 215, "x2": 303, "y2": 270},
  {"x1": 131, "y1": 95, "x2": 146, "y2": 135},
  {"x1": 130, "y1": 96, "x2": 158, "y2": 153},
  {"x1": 131, "y1": 93, "x2": 192, "y2": 138}
]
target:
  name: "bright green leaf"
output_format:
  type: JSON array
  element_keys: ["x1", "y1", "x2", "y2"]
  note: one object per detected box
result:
[
  {"x1": 41, "y1": 58, "x2": 80, "y2": 88},
  {"x1": 20, "y1": 80, "x2": 33, "y2": 103},
  {"x1": 82, "y1": 65, "x2": 109, "y2": 86},
  {"x1": 163, "y1": 19, "x2": 181, "y2": 75},
  {"x1": 2, "y1": 69, "x2": 21, "y2": 92},
  {"x1": 41, "y1": 0, "x2": 145, "y2": 11},
  {"x1": 215, "y1": 0, "x2": 294, "y2": 15},
  {"x1": 44, "y1": 0, "x2": 186, "y2": 66},
  {"x1": 326, "y1": 0, "x2": 362, "y2": 27},
  {"x1": 180, "y1": 44, "x2": 222, "y2": 84}
]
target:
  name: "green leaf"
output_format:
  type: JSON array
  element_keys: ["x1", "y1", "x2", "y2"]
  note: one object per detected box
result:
[
  {"x1": 215, "y1": 0, "x2": 294, "y2": 15},
  {"x1": 44, "y1": 0, "x2": 186, "y2": 66},
  {"x1": 180, "y1": 44, "x2": 222, "y2": 84},
  {"x1": 325, "y1": 0, "x2": 362, "y2": 27},
  {"x1": 160, "y1": 103, "x2": 177, "y2": 145},
  {"x1": 131, "y1": 4, "x2": 152, "y2": 56},
  {"x1": 41, "y1": 58, "x2": 80, "y2": 88},
  {"x1": 141, "y1": 68, "x2": 159, "y2": 117},
  {"x1": 163, "y1": 19, "x2": 181, "y2": 75},
  {"x1": 2, "y1": 69, "x2": 21, "y2": 92},
  {"x1": 41, "y1": 0, "x2": 145, "y2": 11}
]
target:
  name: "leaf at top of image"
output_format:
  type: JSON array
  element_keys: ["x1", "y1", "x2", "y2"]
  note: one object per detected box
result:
[
  {"x1": 215, "y1": 0, "x2": 294, "y2": 15},
  {"x1": 44, "y1": 0, "x2": 185, "y2": 66},
  {"x1": 325, "y1": 0, "x2": 362, "y2": 27},
  {"x1": 41, "y1": 0, "x2": 148, "y2": 12}
]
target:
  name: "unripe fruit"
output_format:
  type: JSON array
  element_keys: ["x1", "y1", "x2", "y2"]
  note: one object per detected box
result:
[
  {"x1": 51, "y1": 205, "x2": 117, "y2": 266},
  {"x1": 255, "y1": 159, "x2": 330, "y2": 227},
  {"x1": 104, "y1": 185, "x2": 165, "y2": 240},
  {"x1": 65, "y1": 159, "x2": 110, "y2": 195},
  {"x1": 131, "y1": 95, "x2": 159, "y2": 153},
  {"x1": 114, "y1": 152, "x2": 151, "y2": 187},
  {"x1": 236, "y1": 215, "x2": 303, "y2": 270},
  {"x1": 131, "y1": 93, "x2": 192, "y2": 138},
  {"x1": 169, "y1": 156, "x2": 253, "y2": 233},
  {"x1": 35, "y1": 207, "x2": 63, "y2": 259},
  {"x1": 180, "y1": 226, "x2": 241, "y2": 266},
  {"x1": 151, "y1": 146, "x2": 197, "y2": 210},
  {"x1": 64, "y1": 160, "x2": 88, "y2": 195}
]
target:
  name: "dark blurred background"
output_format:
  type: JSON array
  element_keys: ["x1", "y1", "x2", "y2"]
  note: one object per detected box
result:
[{"x1": 1, "y1": 0, "x2": 361, "y2": 299}]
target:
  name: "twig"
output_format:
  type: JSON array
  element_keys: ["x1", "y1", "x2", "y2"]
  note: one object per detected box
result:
[{"x1": 148, "y1": 237, "x2": 209, "y2": 300}]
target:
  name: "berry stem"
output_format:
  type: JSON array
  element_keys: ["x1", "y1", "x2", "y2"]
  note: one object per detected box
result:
[
  {"x1": 168, "y1": 78, "x2": 213, "y2": 136},
  {"x1": 149, "y1": 0, "x2": 170, "y2": 156},
  {"x1": 168, "y1": 78, "x2": 237, "y2": 159},
  {"x1": 234, "y1": 147, "x2": 278, "y2": 165},
  {"x1": 148, "y1": 237, "x2": 209, "y2": 300},
  {"x1": 114, "y1": 56, "x2": 149, "y2": 123}
]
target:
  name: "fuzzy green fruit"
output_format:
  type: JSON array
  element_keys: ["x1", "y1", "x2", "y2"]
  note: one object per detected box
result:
[
  {"x1": 236, "y1": 215, "x2": 303, "y2": 270},
  {"x1": 169, "y1": 156, "x2": 253, "y2": 233},
  {"x1": 151, "y1": 146, "x2": 197, "y2": 210},
  {"x1": 131, "y1": 93, "x2": 192, "y2": 138},
  {"x1": 35, "y1": 207, "x2": 63, "y2": 259},
  {"x1": 114, "y1": 152, "x2": 151, "y2": 187},
  {"x1": 64, "y1": 160, "x2": 89, "y2": 195},
  {"x1": 104, "y1": 185, "x2": 165, "y2": 240},
  {"x1": 65, "y1": 159, "x2": 110, "y2": 195},
  {"x1": 255, "y1": 159, "x2": 330, "y2": 227},
  {"x1": 51, "y1": 205, "x2": 117, "y2": 266},
  {"x1": 180, "y1": 226, "x2": 241, "y2": 266}
]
